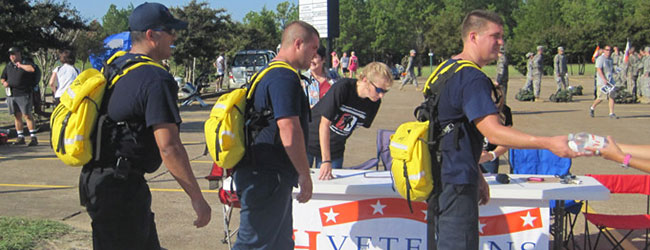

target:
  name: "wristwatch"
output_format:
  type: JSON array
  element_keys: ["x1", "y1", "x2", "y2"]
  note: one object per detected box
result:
[{"x1": 621, "y1": 154, "x2": 632, "y2": 169}]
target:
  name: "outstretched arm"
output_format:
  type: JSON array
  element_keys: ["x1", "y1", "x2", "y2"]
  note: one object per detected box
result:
[
  {"x1": 475, "y1": 113, "x2": 580, "y2": 158},
  {"x1": 587, "y1": 136, "x2": 650, "y2": 174}
]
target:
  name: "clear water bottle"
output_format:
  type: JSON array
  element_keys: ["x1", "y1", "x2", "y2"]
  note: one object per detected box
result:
[{"x1": 567, "y1": 132, "x2": 609, "y2": 153}]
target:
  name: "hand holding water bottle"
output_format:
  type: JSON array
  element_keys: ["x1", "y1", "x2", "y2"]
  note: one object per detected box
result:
[{"x1": 568, "y1": 132, "x2": 609, "y2": 155}]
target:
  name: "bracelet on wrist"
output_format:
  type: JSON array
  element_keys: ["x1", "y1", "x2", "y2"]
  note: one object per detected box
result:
[
  {"x1": 489, "y1": 151, "x2": 497, "y2": 162},
  {"x1": 322, "y1": 160, "x2": 332, "y2": 164},
  {"x1": 621, "y1": 154, "x2": 632, "y2": 169}
]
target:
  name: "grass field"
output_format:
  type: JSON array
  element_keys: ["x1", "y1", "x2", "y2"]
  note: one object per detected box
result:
[{"x1": 0, "y1": 217, "x2": 72, "y2": 250}]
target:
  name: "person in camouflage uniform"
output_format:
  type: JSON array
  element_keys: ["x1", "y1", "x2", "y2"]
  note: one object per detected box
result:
[
  {"x1": 627, "y1": 47, "x2": 641, "y2": 97},
  {"x1": 532, "y1": 46, "x2": 544, "y2": 100},
  {"x1": 553, "y1": 46, "x2": 568, "y2": 91},
  {"x1": 639, "y1": 47, "x2": 650, "y2": 100},
  {"x1": 399, "y1": 49, "x2": 419, "y2": 90},
  {"x1": 496, "y1": 46, "x2": 509, "y2": 101},
  {"x1": 522, "y1": 52, "x2": 534, "y2": 92},
  {"x1": 611, "y1": 47, "x2": 623, "y2": 86}
]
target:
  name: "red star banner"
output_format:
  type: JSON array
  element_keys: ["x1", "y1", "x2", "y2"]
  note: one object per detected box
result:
[
  {"x1": 319, "y1": 198, "x2": 427, "y2": 226},
  {"x1": 318, "y1": 199, "x2": 543, "y2": 237},
  {"x1": 479, "y1": 208, "x2": 543, "y2": 236}
]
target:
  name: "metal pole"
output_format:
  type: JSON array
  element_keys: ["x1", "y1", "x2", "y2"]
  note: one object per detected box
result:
[
  {"x1": 327, "y1": 37, "x2": 333, "y2": 68},
  {"x1": 428, "y1": 50, "x2": 434, "y2": 73}
]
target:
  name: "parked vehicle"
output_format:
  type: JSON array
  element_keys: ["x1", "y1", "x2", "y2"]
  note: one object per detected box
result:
[{"x1": 227, "y1": 50, "x2": 277, "y2": 88}]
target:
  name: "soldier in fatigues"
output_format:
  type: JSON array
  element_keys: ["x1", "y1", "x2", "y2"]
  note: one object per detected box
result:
[
  {"x1": 553, "y1": 46, "x2": 568, "y2": 91},
  {"x1": 627, "y1": 47, "x2": 641, "y2": 97},
  {"x1": 399, "y1": 49, "x2": 419, "y2": 90},
  {"x1": 532, "y1": 46, "x2": 544, "y2": 100},
  {"x1": 496, "y1": 46, "x2": 508, "y2": 102},
  {"x1": 640, "y1": 47, "x2": 650, "y2": 102},
  {"x1": 611, "y1": 47, "x2": 622, "y2": 86},
  {"x1": 523, "y1": 52, "x2": 534, "y2": 92}
]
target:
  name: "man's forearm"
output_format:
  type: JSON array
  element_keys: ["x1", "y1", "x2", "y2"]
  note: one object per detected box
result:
[
  {"x1": 160, "y1": 143, "x2": 205, "y2": 200},
  {"x1": 153, "y1": 124, "x2": 204, "y2": 201},
  {"x1": 19, "y1": 64, "x2": 35, "y2": 72}
]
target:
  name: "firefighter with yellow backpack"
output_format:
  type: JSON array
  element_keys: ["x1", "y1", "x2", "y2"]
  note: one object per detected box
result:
[{"x1": 390, "y1": 10, "x2": 580, "y2": 249}]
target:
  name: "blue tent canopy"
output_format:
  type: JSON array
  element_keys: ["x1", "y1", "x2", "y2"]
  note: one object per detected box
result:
[{"x1": 89, "y1": 32, "x2": 131, "y2": 70}]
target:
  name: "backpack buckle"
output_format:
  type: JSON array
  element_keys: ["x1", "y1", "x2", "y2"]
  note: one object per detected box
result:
[{"x1": 441, "y1": 122, "x2": 455, "y2": 136}]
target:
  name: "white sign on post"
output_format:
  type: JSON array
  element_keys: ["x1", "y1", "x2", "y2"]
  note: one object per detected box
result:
[{"x1": 299, "y1": 0, "x2": 329, "y2": 38}]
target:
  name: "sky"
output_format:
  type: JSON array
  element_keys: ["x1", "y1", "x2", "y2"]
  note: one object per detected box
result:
[{"x1": 65, "y1": 0, "x2": 298, "y2": 23}]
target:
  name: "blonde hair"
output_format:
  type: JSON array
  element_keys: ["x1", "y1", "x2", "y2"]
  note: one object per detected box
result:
[{"x1": 359, "y1": 62, "x2": 393, "y2": 87}]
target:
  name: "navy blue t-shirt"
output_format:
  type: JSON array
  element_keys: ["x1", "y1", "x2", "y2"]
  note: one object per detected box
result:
[
  {"x1": 241, "y1": 65, "x2": 309, "y2": 182},
  {"x1": 437, "y1": 59, "x2": 498, "y2": 185},
  {"x1": 104, "y1": 53, "x2": 181, "y2": 173}
]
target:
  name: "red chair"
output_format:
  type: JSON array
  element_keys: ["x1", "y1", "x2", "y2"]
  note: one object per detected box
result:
[
  {"x1": 206, "y1": 163, "x2": 239, "y2": 248},
  {"x1": 584, "y1": 174, "x2": 650, "y2": 250}
]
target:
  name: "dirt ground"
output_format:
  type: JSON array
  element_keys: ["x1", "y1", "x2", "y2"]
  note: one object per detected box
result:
[{"x1": 1, "y1": 74, "x2": 649, "y2": 249}]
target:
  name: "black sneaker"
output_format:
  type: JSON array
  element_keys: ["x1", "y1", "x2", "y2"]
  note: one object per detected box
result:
[
  {"x1": 589, "y1": 109, "x2": 594, "y2": 118},
  {"x1": 28, "y1": 137, "x2": 38, "y2": 146},
  {"x1": 13, "y1": 137, "x2": 25, "y2": 145}
]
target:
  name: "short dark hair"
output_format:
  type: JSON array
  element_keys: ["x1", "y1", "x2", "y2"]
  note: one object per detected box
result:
[
  {"x1": 59, "y1": 49, "x2": 75, "y2": 64},
  {"x1": 131, "y1": 31, "x2": 147, "y2": 44},
  {"x1": 461, "y1": 10, "x2": 504, "y2": 41},
  {"x1": 281, "y1": 20, "x2": 320, "y2": 48}
]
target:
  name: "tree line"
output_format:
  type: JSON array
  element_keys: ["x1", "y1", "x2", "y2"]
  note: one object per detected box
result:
[{"x1": 2, "y1": 0, "x2": 650, "y2": 83}]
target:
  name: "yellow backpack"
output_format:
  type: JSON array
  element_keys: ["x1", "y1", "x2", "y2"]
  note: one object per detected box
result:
[
  {"x1": 204, "y1": 61, "x2": 299, "y2": 169},
  {"x1": 50, "y1": 51, "x2": 165, "y2": 166},
  {"x1": 390, "y1": 120, "x2": 432, "y2": 203},
  {"x1": 390, "y1": 59, "x2": 482, "y2": 212}
]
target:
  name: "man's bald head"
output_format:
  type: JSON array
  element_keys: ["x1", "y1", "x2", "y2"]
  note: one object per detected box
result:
[
  {"x1": 281, "y1": 21, "x2": 320, "y2": 49},
  {"x1": 461, "y1": 10, "x2": 503, "y2": 42}
]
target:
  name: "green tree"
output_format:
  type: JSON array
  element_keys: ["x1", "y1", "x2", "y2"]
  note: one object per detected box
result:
[
  {"x1": 276, "y1": 1, "x2": 298, "y2": 30},
  {"x1": 620, "y1": 0, "x2": 650, "y2": 49},
  {"x1": 73, "y1": 20, "x2": 104, "y2": 69},
  {"x1": 242, "y1": 6, "x2": 280, "y2": 50},
  {"x1": 0, "y1": 0, "x2": 87, "y2": 99},
  {"x1": 171, "y1": 0, "x2": 234, "y2": 81},
  {"x1": 101, "y1": 4, "x2": 132, "y2": 37},
  {"x1": 0, "y1": 0, "x2": 33, "y2": 56},
  {"x1": 336, "y1": 0, "x2": 372, "y2": 64}
]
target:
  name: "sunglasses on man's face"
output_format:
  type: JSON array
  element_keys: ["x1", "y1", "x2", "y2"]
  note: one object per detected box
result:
[
  {"x1": 368, "y1": 80, "x2": 389, "y2": 94},
  {"x1": 153, "y1": 28, "x2": 176, "y2": 36}
]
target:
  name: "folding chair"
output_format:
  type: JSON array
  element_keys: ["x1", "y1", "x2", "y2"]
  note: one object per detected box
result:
[
  {"x1": 583, "y1": 174, "x2": 650, "y2": 250},
  {"x1": 178, "y1": 73, "x2": 210, "y2": 107},
  {"x1": 349, "y1": 129, "x2": 394, "y2": 170},
  {"x1": 206, "y1": 163, "x2": 239, "y2": 248},
  {"x1": 509, "y1": 148, "x2": 583, "y2": 249}
]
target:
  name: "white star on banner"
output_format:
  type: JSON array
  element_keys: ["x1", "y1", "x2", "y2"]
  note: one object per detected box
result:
[
  {"x1": 324, "y1": 208, "x2": 339, "y2": 223},
  {"x1": 370, "y1": 200, "x2": 386, "y2": 215},
  {"x1": 521, "y1": 211, "x2": 537, "y2": 227},
  {"x1": 478, "y1": 221, "x2": 487, "y2": 234},
  {"x1": 422, "y1": 209, "x2": 428, "y2": 220}
]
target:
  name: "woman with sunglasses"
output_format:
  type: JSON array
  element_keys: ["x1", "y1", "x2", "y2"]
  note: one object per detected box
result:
[{"x1": 307, "y1": 62, "x2": 393, "y2": 180}]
